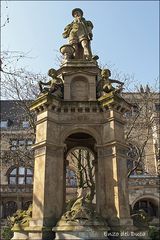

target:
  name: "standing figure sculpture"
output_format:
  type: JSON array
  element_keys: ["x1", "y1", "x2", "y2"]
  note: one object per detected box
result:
[
  {"x1": 38, "y1": 68, "x2": 64, "y2": 98},
  {"x1": 62, "y1": 8, "x2": 94, "y2": 60},
  {"x1": 97, "y1": 69, "x2": 124, "y2": 98}
]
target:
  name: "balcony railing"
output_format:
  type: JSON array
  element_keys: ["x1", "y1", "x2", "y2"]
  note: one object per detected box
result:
[
  {"x1": 0, "y1": 176, "x2": 159, "y2": 194},
  {"x1": 0, "y1": 184, "x2": 33, "y2": 193},
  {"x1": 128, "y1": 175, "x2": 159, "y2": 187}
]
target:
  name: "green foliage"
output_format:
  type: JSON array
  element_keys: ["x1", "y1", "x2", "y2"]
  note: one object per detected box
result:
[
  {"x1": 149, "y1": 226, "x2": 160, "y2": 240},
  {"x1": 2, "y1": 227, "x2": 13, "y2": 240},
  {"x1": 1, "y1": 205, "x2": 32, "y2": 240},
  {"x1": 8, "y1": 205, "x2": 32, "y2": 227},
  {"x1": 131, "y1": 209, "x2": 152, "y2": 227},
  {"x1": 66, "y1": 198, "x2": 76, "y2": 211}
]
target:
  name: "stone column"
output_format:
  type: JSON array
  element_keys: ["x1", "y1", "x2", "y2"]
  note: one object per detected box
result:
[
  {"x1": 29, "y1": 143, "x2": 65, "y2": 239},
  {"x1": 97, "y1": 96, "x2": 133, "y2": 229},
  {"x1": 28, "y1": 96, "x2": 65, "y2": 240}
]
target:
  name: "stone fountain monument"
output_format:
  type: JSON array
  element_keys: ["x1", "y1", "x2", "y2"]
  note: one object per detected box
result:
[{"x1": 11, "y1": 8, "x2": 134, "y2": 240}]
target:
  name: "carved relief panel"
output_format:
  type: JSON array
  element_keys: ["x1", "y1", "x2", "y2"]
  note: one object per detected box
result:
[
  {"x1": 63, "y1": 71, "x2": 97, "y2": 101},
  {"x1": 71, "y1": 76, "x2": 89, "y2": 101}
]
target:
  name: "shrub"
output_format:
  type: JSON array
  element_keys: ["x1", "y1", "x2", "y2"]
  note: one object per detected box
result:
[
  {"x1": 149, "y1": 226, "x2": 160, "y2": 240},
  {"x1": 2, "y1": 227, "x2": 13, "y2": 240},
  {"x1": 131, "y1": 209, "x2": 151, "y2": 227}
]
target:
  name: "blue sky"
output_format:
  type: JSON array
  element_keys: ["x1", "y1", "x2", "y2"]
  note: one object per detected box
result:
[{"x1": 1, "y1": 1, "x2": 159, "y2": 89}]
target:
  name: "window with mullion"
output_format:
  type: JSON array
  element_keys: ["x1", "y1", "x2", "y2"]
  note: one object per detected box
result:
[
  {"x1": 10, "y1": 139, "x2": 33, "y2": 150},
  {"x1": 9, "y1": 167, "x2": 33, "y2": 185},
  {"x1": 9, "y1": 167, "x2": 18, "y2": 184},
  {"x1": 66, "y1": 168, "x2": 77, "y2": 187}
]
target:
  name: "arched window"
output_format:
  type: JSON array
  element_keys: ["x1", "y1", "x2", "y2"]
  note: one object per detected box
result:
[
  {"x1": 3, "y1": 201, "x2": 17, "y2": 218},
  {"x1": 66, "y1": 168, "x2": 77, "y2": 187},
  {"x1": 8, "y1": 167, "x2": 33, "y2": 185},
  {"x1": 133, "y1": 199, "x2": 158, "y2": 217}
]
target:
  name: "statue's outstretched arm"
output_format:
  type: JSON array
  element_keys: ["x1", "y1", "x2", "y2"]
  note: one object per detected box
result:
[
  {"x1": 109, "y1": 79, "x2": 124, "y2": 85},
  {"x1": 40, "y1": 81, "x2": 50, "y2": 86},
  {"x1": 62, "y1": 23, "x2": 72, "y2": 38}
]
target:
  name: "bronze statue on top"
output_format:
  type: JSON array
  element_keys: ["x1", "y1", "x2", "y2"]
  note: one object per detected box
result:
[
  {"x1": 62, "y1": 8, "x2": 98, "y2": 61},
  {"x1": 97, "y1": 69, "x2": 124, "y2": 98},
  {"x1": 38, "y1": 68, "x2": 64, "y2": 98}
]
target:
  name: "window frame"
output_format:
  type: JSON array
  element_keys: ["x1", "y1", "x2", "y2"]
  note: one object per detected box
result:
[
  {"x1": 133, "y1": 199, "x2": 158, "y2": 217},
  {"x1": 155, "y1": 103, "x2": 160, "y2": 112},
  {"x1": 0, "y1": 121, "x2": 8, "y2": 128},
  {"x1": 22, "y1": 121, "x2": 30, "y2": 128},
  {"x1": 3, "y1": 201, "x2": 17, "y2": 218},
  {"x1": 66, "y1": 168, "x2": 77, "y2": 188},
  {"x1": 8, "y1": 166, "x2": 33, "y2": 185},
  {"x1": 10, "y1": 139, "x2": 33, "y2": 150}
]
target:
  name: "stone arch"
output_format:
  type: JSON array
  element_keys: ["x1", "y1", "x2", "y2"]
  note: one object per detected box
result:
[
  {"x1": 5, "y1": 164, "x2": 19, "y2": 176},
  {"x1": 5, "y1": 164, "x2": 33, "y2": 176},
  {"x1": 131, "y1": 195, "x2": 159, "y2": 217},
  {"x1": 67, "y1": 146, "x2": 95, "y2": 159},
  {"x1": 3, "y1": 201, "x2": 18, "y2": 218},
  {"x1": 6, "y1": 165, "x2": 33, "y2": 185},
  {"x1": 63, "y1": 132, "x2": 97, "y2": 204},
  {"x1": 131, "y1": 194, "x2": 159, "y2": 209},
  {"x1": 61, "y1": 126, "x2": 101, "y2": 146}
]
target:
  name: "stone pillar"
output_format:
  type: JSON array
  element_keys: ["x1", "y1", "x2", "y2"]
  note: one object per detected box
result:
[
  {"x1": 97, "y1": 144, "x2": 132, "y2": 227},
  {"x1": 97, "y1": 94, "x2": 133, "y2": 230},
  {"x1": 29, "y1": 145, "x2": 65, "y2": 232},
  {"x1": 28, "y1": 95, "x2": 65, "y2": 240}
]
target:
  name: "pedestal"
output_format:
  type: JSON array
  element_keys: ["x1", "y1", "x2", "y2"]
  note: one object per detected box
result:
[
  {"x1": 11, "y1": 225, "x2": 28, "y2": 240},
  {"x1": 53, "y1": 220, "x2": 110, "y2": 240}
]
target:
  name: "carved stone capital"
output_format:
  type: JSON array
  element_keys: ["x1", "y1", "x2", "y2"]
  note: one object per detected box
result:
[
  {"x1": 98, "y1": 91, "x2": 131, "y2": 114},
  {"x1": 29, "y1": 93, "x2": 60, "y2": 113}
]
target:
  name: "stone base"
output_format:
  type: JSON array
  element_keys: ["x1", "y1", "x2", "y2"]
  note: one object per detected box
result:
[
  {"x1": 103, "y1": 218, "x2": 140, "y2": 240},
  {"x1": 27, "y1": 226, "x2": 54, "y2": 240},
  {"x1": 11, "y1": 224, "x2": 28, "y2": 240},
  {"x1": 54, "y1": 230, "x2": 109, "y2": 240},
  {"x1": 11, "y1": 231, "x2": 28, "y2": 240},
  {"x1": 109, "y1": 218, "x2": 134, "y2": 230},
  {"x1": 26, "y1": 219, "x2": 54, "y2": 240},
  {"x1": 53, "y1": 220, "x2": 110, "y2": 240}
]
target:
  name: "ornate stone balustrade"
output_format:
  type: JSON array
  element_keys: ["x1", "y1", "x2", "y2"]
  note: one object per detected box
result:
[
  {"x1": 1, "y1": 177, "x2": 159, "y2": 194},
  {"x1": 0, "y1": 184, "x2": 33, "y2": 194},
  {"x1": 128, "y1": 175, "x2": 159, "y2": 187}
]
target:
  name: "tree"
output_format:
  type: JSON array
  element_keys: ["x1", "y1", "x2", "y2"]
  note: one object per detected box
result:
[
  {"x1": 0, "y1": 51, "x2": 47, "y2": 171},
  {"x1": 123, "y1": 84, "x2": 159, "y2": 177},
  {"x1": 67, "y1": 148, "x2": 95, "y2": 203},
  {"x1": 1, "y1": 49, "x2": 48, "y2": 131}
]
